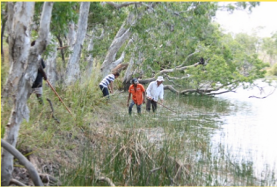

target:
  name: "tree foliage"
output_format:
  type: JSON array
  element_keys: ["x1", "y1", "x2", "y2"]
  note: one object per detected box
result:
[{"x1": 1, "y1": 2, "x2": 270, "y2": 96}]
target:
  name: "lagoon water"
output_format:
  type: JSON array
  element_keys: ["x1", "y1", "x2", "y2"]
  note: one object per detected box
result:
[{"x1": 212, "y1": 81, "x2": 277, "y2": 180}]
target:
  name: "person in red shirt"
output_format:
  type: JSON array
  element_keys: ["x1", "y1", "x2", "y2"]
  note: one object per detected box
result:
[{"x1": 127, "y1": 78, "x2": 146, "y2": 115}]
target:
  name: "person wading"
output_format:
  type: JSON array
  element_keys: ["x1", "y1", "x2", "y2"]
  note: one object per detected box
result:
[
  {"x1": 99, "y1": 72, "x2": 120, "y2": 99},
  {"x1": 127, "y1": 78, "x2": 146, "y2": 115},
  {"x1": 146, "y1": 76, "x2": 164, "y2": 112}
]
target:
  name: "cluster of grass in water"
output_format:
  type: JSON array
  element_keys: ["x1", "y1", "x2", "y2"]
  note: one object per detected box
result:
[{"x1": 57, "y1": 92, "x2": 275, "y2": 185}]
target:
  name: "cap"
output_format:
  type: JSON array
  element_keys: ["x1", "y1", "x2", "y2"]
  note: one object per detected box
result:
[{"x1": 132, "y1": 78, "x2": 139, "y2": 84}]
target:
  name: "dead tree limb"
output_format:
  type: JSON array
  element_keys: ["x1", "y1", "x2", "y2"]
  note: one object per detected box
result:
[
  {"x1": 46, "y1": 98, "x2": 60, "y2": 123},
  {"x1": 248, "y1": 85, "x2": 276, "y2": 99},
  {"x1": 106, "y1": 2, "x2": 140, "y2": 9},
  {"x1": 1, "y1": 139, "x2": 44, "y2": 186},
  {"x1": 96, "y1": 176, "x2": 115, "y2": 186},
  {"x1": 9, "y1": 179, "x2": 26, "y2": 186},
  {"x1": 176, "y1": 50, "x2": 200, "y2": 68}
]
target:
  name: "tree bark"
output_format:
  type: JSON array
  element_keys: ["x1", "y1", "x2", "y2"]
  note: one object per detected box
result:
[
  {"x1": 65, "y1": 2, "x2": 90, "y2": 85},
  {"x1": 67, "y1": 22, "x2": 76, "y2": 47},
  {"x1": 85, "y1": 31, "x2": 94, "y2": 78},
  {"x1": 84, "y1": 28, "x2": 104, "y2": 79},
  {"x1": 101, "y1": 12, "x2": 135, "y2": 77},
  {"x1": 1, "y1": 2, "x2": 53, "y2": 186},
  {"x1": 46, "y1": 33, "x2": 58, "y2": 86},
  {"x1": 1, "y1": 6, "x2": 7, "y2": 57},
  {"x1": 123, "y1": 56, "x2": 134, "y2": 91}
]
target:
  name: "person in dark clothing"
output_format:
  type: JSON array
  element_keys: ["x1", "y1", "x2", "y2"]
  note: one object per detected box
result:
[
  {"x1": 31, "y1": 40, "x2": 47, "y2": 104},
  {"x1": 32, "y1": 58, "x2": 47, "y2": 104}
]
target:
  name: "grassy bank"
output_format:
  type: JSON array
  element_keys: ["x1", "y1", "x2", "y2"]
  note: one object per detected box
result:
[{"x1": 1, "y1": 70, "x2": 276, "y2": 186}]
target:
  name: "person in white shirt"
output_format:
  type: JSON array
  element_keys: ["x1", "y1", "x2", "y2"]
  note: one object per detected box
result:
[{"x1": 146, "y1": 76, "x2": 164, "y2": 112}]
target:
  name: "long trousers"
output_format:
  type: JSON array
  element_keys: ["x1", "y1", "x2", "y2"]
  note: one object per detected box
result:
[
  {"x1": 146, "y1": 98, "x2": 157, "y2": 112},
  {"x1": 99, "y1": 85, "x2": 109, "y2": 99},
  {"x1": 128, "y1": 100, "x2": 141, "y2": 115}
]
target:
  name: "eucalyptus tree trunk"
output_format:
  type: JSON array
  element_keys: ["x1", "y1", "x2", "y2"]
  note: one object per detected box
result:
[
  {"x1": 85, "y1": 31, "x2": 95, "y2": 79},
  {"x1": 123, "y1": 56, "x2": 134, "y2": 91},
  {"x1": 1, "y1": 2, "x2": 53, "y2": 186},
  {"x1": 65, "y1": 2, "x2": 90, "y2": 85},
  {"x1": 84, "y1": 29, "x2": 104, "y2": 79},
  {"x1": 1, "y1": 5, "x2": 7, "y2": 57},
  {"x1": 67, "y1": 22, "x2": 76, "y2": 48},
  {"x1": 45, "y1": 33, "x2": 58, "y2": 86},
  {"x1": 101, "y1": 12, "x2": 135, "y2": 77}
]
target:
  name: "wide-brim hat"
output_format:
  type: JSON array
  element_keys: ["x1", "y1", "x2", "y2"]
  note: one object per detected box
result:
[{"x1": 157, "y1": 76, "x2": 164, "y2": 81}]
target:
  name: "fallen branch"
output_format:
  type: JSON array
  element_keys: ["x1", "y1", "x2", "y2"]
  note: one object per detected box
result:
[
  {"x1": 10, "y1": 178, "x2": 26, "y2": 186},
  {"x1": 46, "y1": 98, "x2": 60, "y2": 123},
  {"x1": 40, "y1": 173, "x2": 59, "y2": 185},
  {"x1": 1, "y1": 139, "x2": 43, "y2": 186},
  {"x1": 96, "y1": 176, "x2": 115, "y2": 186},
  {"x1": 106, "y1": 2, "x2": 140, "y2": 9}
]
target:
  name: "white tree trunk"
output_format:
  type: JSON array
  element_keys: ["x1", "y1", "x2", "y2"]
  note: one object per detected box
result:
[
  {"x1": 85, "y1": 31, "x2": 95, "y2": 79},
  {"x1": 67, "y1": 22, "x2": 76, "y2": 48},
  {"x1": 45, "y1": 33, "x2": 58, "y2": 86},
  {"x1": 65, "y1": 2, "x2": 90, "y2": 85},
  {"x1": 101, "y1": 12, "x2": 135, "y2": 77},
  {"x1": 1, "y1": 2, "x2": 53, "y2": 186},
  {"x1": 83, "y1": 28, "x2": 105, "y2": 80},
  {"x1": 123, "y1": 56, "x2": 134, "y2": 83}
]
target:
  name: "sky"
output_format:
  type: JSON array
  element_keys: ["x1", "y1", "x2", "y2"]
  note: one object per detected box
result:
[{"x1": 215, "y1": 2, "x2": 277, "y2": 38}]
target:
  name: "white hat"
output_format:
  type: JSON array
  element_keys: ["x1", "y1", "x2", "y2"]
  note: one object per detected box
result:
[{"x1": 157, "y1": 76, "x2": 164, "y2": 81}]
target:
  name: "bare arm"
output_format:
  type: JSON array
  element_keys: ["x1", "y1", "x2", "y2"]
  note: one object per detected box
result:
[{"x1": 127, "y1": 92, "x2": 131, "y2": 106}]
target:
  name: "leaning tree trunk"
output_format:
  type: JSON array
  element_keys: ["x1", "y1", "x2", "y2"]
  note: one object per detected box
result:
[
  {"x1": 65, "y1": 2, "x2": 90, "y2": 85},
  {"x1": 100, "y1": 12, "x2": 135, "y2": 77},
  {"x1": 123, "y1": 56, "x2": 134, "y2": 91},
  {"x1": 1, "y1": 2, "x2": 53, "y2": 186}
]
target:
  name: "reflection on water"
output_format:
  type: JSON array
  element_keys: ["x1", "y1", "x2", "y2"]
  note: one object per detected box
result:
[{"x1": 212, "y1": 80, "x2": 277, "y2": 179}]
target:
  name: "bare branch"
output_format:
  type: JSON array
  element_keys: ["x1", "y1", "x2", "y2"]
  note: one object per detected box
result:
[
  {"x1": 176, "y1": 50, "x2": 200, "y2": 68},
  {"x1": 10, "y1": 179, "x2": 26, "y2": 186},
  {"x1": 249, "y1": 86, "x2": 276, "y2": 99},
  {"x1": 96, "y1": 28, "x2": 105, "y2": 40},
  {"x1": 141, "y1": 2, "x2": 155, "y2": 12},
  {"x1": 96, "y1": 176, "x2": 115, "y2": 186},
  {"x1": 164, "y1": 83, "x2": 236, "y2": 96},
  {"x1": 138, "y1": 77, "x2": 156, "y2": 84},
  {"x1": 40, "y1": 173, "x2": 59, "y2": 185},
  {"x1": 46, "y1": 98, "x2": 60, "y2": 123},
  {"x1": 207, "y1": 90, "x2": 236, "y2": 96},
  {"x1": 157, "y1": 62, "x2": 200, "y2": 75},
  {"x1": 165, "y1": 74, "x2": 190, "y2": 80},
  {"x1": 106, "y1": 2, "x2": 139, "y2": 9},
  {"x1": 1, "y1": 139, "x2": 44, "y2": 186}
]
